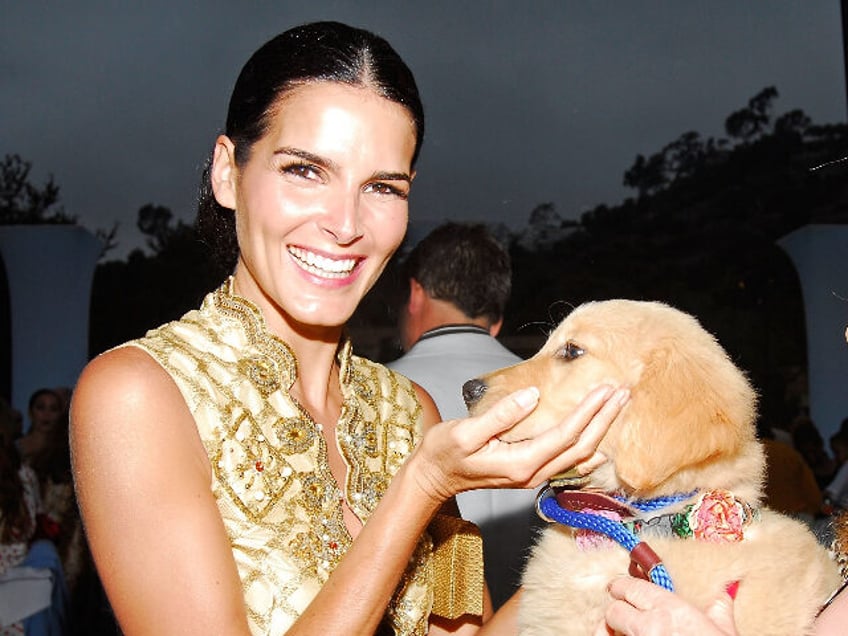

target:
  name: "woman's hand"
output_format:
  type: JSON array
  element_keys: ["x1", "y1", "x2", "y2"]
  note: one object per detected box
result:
[
  {"x1": 597, "y1": 576, "x2": 739, "y2": 636},
  {"x1": 410, "y1": 384, "x2": 629, "y2": 504}
]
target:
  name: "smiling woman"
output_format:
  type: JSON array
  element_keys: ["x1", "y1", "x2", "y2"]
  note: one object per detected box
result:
[
  {"x1": 209, "y1": 81, "x2": 414, "y2": 333},
  {"x1": 68, "y1": 20, "x2": 627, "y2": 636}
]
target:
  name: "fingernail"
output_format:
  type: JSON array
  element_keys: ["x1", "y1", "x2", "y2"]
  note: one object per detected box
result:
[
  {"x1": 725, "y1": 580, "x2": 740, "y2": 599},
  {"x1": 513, "y1": 386, "x2": 540, "y2": 408},
  {"x1": 615, "y1": 388, "x2": 630, "y2": 405},
  {"x1": 596, "y1": 384, "x2": 614, "y2": 399}
]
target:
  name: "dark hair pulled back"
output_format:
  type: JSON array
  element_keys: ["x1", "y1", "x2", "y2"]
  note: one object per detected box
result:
[{"x1": 197, "y1": 21, "x2": 425, "y2": 274}]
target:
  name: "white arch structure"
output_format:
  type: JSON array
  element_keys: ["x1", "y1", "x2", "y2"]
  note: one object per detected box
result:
[
  {"x1": 0, "y1": 225, "x2": 102, "y2": 421},
  {"x1": 778, "y1": 224, "x2": 848, "y2": 440}
]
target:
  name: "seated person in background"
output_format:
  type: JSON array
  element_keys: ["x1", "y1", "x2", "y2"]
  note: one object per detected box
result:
[
  {"x1": 824, "y1": 432, "x2": 848, "y2": 512},
  {"x1": 15, "y1": 389, "x2": 63, "y2": 463},
  {"x1": 387, "y1": 221, "x2": 536, "y2": 608},
  {"x1": 757, "y1": 419, "x2": 822, "y2": 524},
  {"x1": 827, "y1": 420, "x2": 848, "y2": 511},
  {"x1": 0, "y1": 397, "x2": 22, "y2": 447},
  {"x1": 830, "y1": 430, "x2": 848, "y2": 475},
  {"x1": 0, "y1": 409, "x2": 42, "y2": 634},
  {"x1": 793, "y1": 417, "x2": 837, "y2": 490},
  {"x1": 0, "y1": 406, "x2": 39, "y2": 574},
  {"x1": 17, "y1": 389, "x2": 84, "y2": 596}
]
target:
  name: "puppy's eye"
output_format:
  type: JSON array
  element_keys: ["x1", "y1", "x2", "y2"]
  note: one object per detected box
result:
[{"x1": 557, "y1": 341, "x2": 585, "y2": 361}]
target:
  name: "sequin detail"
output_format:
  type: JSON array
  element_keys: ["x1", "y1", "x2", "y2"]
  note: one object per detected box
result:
[
  {"x1": 238, "y1": 355, "x2": 281, "y2": 396},
  {"x1": 127, "y1": 279, "x2": 431, "y2": 635}
]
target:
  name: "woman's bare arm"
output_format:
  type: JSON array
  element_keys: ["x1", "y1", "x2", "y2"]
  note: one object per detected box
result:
[{"x1": 71, "y1": 347, "x2": 251, "y2": 634}]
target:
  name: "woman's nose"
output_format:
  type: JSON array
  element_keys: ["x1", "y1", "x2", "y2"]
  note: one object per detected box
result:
[{"x1": 320, "y1": 191, "x2": 363, "y2": 245}]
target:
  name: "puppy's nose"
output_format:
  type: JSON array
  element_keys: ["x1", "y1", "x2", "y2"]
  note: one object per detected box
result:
[{"x1": 462, "y1": 378, "x2": 487, "y2": 407}]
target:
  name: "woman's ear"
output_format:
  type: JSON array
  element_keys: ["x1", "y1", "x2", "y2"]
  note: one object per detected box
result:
[{"x1": 211, "y1": 135, "x2": 238, "y2": 210}]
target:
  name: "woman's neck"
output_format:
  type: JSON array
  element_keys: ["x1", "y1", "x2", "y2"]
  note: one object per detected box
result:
[
  {"x1": 288, "y1": 335, "x2": 343, "y2": 414},
  {"x1": 230, "y1": 271, "x2": 346, "y2": 417}
]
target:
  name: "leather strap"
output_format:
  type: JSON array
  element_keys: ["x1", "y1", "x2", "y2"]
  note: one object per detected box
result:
[
  {"x1": 629, "y1": 541, "x2": 664, "y2": 581},
  {"x1": 554, "y1": 490, "x2": 637, "y2": 518}
]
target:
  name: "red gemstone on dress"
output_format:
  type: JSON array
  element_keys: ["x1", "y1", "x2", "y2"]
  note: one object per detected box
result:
[
  {"x1": 328, "y1": 541, "x2": 338, "y2": 550},
  {"x1": 255, "y1": 460, "x2": 264, "y2": 472}
]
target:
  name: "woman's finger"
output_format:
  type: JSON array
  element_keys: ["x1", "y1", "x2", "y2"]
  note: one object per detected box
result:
[
  {"x1": 608, "y1": 576, "x2": 662, "y2": 609},
  {"x1": 604, "y1": 602, "x2": 646, "y2": 635},
  {"x1": 458, "y1": 386, "x2": 542, "y2": 443},
  {"x1": 603, "y1": 578, "x2": 668, "y2": 636},
  {"x1": 526, "y1": 387, "x2": 629, "y2": 483}
]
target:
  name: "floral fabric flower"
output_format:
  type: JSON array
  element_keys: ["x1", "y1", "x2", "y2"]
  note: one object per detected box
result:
[{"x1": 689, "y1": 489, "x2": 748, "y2": 542}]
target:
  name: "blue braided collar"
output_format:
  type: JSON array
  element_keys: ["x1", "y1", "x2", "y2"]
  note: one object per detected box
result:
[{"x1": 536, "y1": 488, "x2": 759, "y2": 592}]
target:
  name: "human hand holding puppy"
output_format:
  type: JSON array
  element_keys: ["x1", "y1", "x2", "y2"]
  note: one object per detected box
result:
[
  {"x1": 597, "y1": 576, "x2": 739, "y2": 636},
  {"x1": 410, "y1": 384, "x2": 629, "y2": 505}
]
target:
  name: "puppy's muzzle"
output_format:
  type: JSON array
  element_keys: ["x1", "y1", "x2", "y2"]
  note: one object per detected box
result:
[{"x1": 462, "y1": 378, "x2": 487, "y2": 408}]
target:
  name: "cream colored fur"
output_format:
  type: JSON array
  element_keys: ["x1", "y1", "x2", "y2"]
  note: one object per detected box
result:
[{"x1": 468, "y1": 300, "x2": 840, "y2": 635}]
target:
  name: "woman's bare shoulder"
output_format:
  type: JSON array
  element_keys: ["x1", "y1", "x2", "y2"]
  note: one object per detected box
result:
[
  {"x1": 76, "y1": 343, "x2": 147, "y2": 379},
  {"x1": 73, "y1": 346, "x2": 175, "y2": 424},
  {"x1": 71, "y1": 345, "x2": 206, "y2": 474},
  {"x1": 77, "y1": 344, "x2": 165, "y2": 389}
]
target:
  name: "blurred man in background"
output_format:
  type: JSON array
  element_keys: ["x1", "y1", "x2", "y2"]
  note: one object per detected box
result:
[{"x1": 388, "y1": 222, "x2": 538, "y2": 608}]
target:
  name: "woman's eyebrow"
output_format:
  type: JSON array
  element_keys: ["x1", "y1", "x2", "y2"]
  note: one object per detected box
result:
[
  {"x1": 274, "y1": 146, "x2": 411, "y2": 183},
  {"x1": 371, "y1": 171, "x2": 412, "y2": 183},
  {"x1": 273, "y1": 146, "x2": 337, "y2": 170}
]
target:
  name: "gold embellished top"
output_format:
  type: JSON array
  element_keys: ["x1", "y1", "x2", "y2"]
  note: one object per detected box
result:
[{"x1": 126, "y1": 280, "x2": 434, "y2": 635}]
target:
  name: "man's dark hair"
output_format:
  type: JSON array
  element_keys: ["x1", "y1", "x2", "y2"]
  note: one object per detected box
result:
[{"x1": 403, "y1": 222, "x2": 511, "y2": 324}]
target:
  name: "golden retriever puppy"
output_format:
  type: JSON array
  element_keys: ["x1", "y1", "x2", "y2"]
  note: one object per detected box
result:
[{"x1": 463, "y1": 300, "x2": 840, "y2": 635}]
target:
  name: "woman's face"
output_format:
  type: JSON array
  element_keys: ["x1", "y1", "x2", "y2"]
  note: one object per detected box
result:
[
  {"x1": 213, "y1": 81, "x2": 416, "y2": 334},
  {"x1": 29, "y1": 392, "x2": 62, "y2": 434}
]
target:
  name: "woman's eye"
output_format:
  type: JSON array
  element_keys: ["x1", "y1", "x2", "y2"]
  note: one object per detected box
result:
[
  {"x1": 557, "y1": 341, "x2": 585, "y2": 361},
  {"x1": 281, "y1": 162, "x2": 321, "y2": 181},
  {"x1": 365, "y1": 182, "x2": 408, "y2": 200}
]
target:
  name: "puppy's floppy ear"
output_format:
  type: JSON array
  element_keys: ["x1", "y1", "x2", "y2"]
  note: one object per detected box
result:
[{"x1": 612, "y1": 340, "x2": 757, "y2": 492}]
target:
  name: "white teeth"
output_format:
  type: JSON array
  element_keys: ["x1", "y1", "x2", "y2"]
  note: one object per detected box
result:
[{"x1": 289, "y1": 247, "x2": 357, "y2": 278}]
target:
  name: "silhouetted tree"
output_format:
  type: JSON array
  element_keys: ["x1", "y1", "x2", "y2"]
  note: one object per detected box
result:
[
  {"x1": 0, "y1": 154, "x2": 119, "y2": 258},
  {"x1": 138, "y1": 204, "x2": 180, "y2": 254},
  {"x1": 773, "y1": 109, "x2": 812, "y2": 139},
  {"x1": 89, "y1": 204, "x2": 220, "y2": 355},
  {"x1": 0, "y1": 154, "x2": 74, "y2": 225},
  {"x1": 623, "y1": 152, "x2": 668, "y2": 197},
  {"x1": 725, "y1": 86, "x2": 778, "y2": 141}
]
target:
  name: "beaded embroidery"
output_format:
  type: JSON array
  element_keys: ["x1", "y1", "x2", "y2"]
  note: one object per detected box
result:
[{"x1": 128, "y1": 279, "x2": 432, "y2": 635}]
